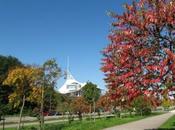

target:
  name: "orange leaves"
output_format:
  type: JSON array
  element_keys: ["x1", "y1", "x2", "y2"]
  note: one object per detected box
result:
[
  {"x1": 27, "y1": 87, "x2": 42, "y2": 104},
  {"x1": 71, "y1": 97, "x2": 89, "y2": 113},
  {"x1": 3, "y1": 67, "x2": 43, "y2": 107},
  {"x1": 122, "y1": 29, "x2": 133, "y2": 35},
  {"x1": 165, "y1": 48, "x2": 175, "y2": 61},
  {"x1": 145, "y1": 10, "x2": 158, "y2": 23},
  {"x1": 96, "y1": 94, "x2": 111, "y2": 111},
  {"x1": 137, "y1": 48, "x2": 153, "y2": 57}
]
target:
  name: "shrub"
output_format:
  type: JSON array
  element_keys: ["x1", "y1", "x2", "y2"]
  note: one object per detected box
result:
[
  {"x1": 131, "y1": 96, "x2": 152, "y2": 116},
  {"x1": 45, "y1": 124, "x2": 65, "y2": 130}
]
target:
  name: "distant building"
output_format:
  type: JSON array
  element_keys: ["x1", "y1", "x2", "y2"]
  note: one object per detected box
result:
[{"x1": 58, "y1": 69, "x2": 86, "y2": 96}]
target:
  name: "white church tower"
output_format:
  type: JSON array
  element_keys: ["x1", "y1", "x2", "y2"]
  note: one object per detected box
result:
[{"x1": 58, "y1": 58, "x2": 86, "y2": 96}]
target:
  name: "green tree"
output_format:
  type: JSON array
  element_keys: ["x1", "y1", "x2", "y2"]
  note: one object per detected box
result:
[
  {"x1": 63, "y1": 95, "x2": 74, "y2": 124},
  {"x1": 131, "y1": 96, "x2": 152, "y2": 116},
  {"x1": 0, "y1": 55, "x2": 23, "y2": 84},
  {"x1": 0, "y1": 55, "x2": 23, "y2": 116},
  {"x1": 0, "y1": 85, "x2": 12, "y2": 130},
  {"x1": 0, "y1": 85, "x2": 13, "y2": 114},
  {"x1": 43, "y1": 87, "x2": 60, "y2": 112},
  {"x1": 82, "y1": 82, "x2": 101, "y2": 121},
  {"x1": 40, "y1": 58, "x2": 61, "y2": 130}
]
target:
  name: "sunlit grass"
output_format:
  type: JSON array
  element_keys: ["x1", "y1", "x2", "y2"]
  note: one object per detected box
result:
[
  {"x1": 159, "y1": 115, "x2": 175, "y2": 129},
  {"x1": 0, "y1": 112, "x2": 164, "y2": 130}
]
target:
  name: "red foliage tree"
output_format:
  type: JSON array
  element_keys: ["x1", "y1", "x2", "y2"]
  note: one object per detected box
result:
[
  {"x1": 102, "y1": 0, "x2": 175, "y2": 104},
  {"x1": 71, "y1": 96, "x2": 89, "y2": 120},
  {"x1": 96, "y1": 93, "x2": 111, "y2": 112}
]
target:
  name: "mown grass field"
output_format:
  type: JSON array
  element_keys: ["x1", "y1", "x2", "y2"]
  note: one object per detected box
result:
[
  {"x1": 159, "y1": 115, "x2": 175, "y2": 129},
  {"x1": 0, "y1": 112, "x2": 164, "y2": 130},
  {"x1": 1, "y1": 116, "x2": 145, "y2": 130}
]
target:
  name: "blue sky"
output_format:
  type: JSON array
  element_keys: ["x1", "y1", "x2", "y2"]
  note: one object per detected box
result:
[{"x1": 0, "y1": 0, "x2": 130, "y2": 90}]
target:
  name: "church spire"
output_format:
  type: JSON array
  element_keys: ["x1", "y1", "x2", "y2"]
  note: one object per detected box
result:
[
  {"x1": 58, "y1": 57, "x2": 86, "y2": 94},
  {"x1": 67, "y1": 56, "x2": 69, "y2": 74},
  {"x1": 66, "y1": 56, "x2": 74, "y2": 80}
]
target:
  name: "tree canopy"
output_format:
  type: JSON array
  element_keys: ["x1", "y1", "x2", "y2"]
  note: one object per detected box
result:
[
  {"x1": 82, "y1": 82, "x2": 101, "y2": 104},
  {"x1": 0, "y1": 55, "x2": 23, "y2": 115},
  {"x1": 102, "y1": 0, "x2": 175, "y2": 103},
  {"x1": 0, "y1": 55, "x2": 23, "y2": 84}
]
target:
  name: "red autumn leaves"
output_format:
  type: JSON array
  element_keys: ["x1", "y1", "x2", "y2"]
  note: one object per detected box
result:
[{"x1": 101, "y1": 0, "x2": 175, "y2": 103}]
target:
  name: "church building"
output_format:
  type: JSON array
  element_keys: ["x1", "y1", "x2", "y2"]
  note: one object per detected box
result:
[{"x1": 58, "y1": 66, "x2": 86, "y2": 96}]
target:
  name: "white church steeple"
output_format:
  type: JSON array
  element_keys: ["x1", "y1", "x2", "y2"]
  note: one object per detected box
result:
[
  {"x1": 58, "y1": 57, "x2": 86, "y2": 94},
  {"x1": 66, "y1": 56, "x2": 74, "y2": 80}
]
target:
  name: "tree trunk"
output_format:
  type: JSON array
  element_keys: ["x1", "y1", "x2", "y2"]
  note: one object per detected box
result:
[
  {"x1": 93, "y1": 99, "x2": 95, "y2": 122},
  {"x1": 68, "y1": 111, "x2": 73, "y2": 124},
  {"x1": 2, "y1": 114, "x2": 5, "y2": 130},
  {"x1": 38, "y1": 115, "x2": 42, "y2": 130},
  {"x1": 40, "y1": 85, "x2": 44, "y2": 130},
  {"x1": 78, "y1": 111, "x2": 82, "y2": 121},
  {"x1": 17, "y1": 95, "x2": 25, "y2": 130},
  {"x1": 129, "y1": 110, "x2": 132, "y2": 117},
  {"x1": 89, "y1": 104, "x2": 92, "y2": 119},
  {"x1": 49, "y1": 95, "x2": 52, "y2": 113}
]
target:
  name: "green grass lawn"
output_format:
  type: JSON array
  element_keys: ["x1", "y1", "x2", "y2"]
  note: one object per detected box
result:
[
  {"x1": 62, "y1": 112, "x2": 164, "y2": 130},
  {"x1": 61, "y1": 116, "x2": 145, "y2": 130},
  {"x1": 0, "y1": 112, "x2": 164, "y2": 130},
  {"x1": 1, "y1": 116, "x2": 145, "y2": 130},
  {"x1": 159, "y1": 115, "x2": 175, "y2": 129}
]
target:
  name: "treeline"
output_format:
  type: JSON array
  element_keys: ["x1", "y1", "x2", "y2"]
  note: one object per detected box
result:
[
  {"x1": 0, "y1": 55, "x2": 174, "y2": 130},
  {"x1": 0, "y1": 55, "x2": 103, "y2": 130},
  {"x1": 0, "y1": 55, "x2": 62, "y2": 130}
]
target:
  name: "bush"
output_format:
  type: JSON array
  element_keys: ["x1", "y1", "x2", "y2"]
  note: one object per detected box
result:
[
  {"x1": 19, "y1": 124, "x2": 65, "y2": 130},
  {"x1": 142, "y1": 107, "x2": 151, "y2": 116},
  {"x1": 86, "y1": 117, "x2": 91, "y2": 121},
  {"x1": 19, "y1": 126, "x2": 37, "y2": 130},
  {"x1": 29, "y1": 127, "x2": 37, "y2": 130},
  {"x1": 45, "y1": 124, "x2": 65, "y2": 130},
  {"x1": 131, "y1": 96, "x2": 152, "y2": 116}
]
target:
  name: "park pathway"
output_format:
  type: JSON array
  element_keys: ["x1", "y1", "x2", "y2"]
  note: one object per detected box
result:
[{"x1": 104, "y1": 110, "x2": 175, "y2": 130}]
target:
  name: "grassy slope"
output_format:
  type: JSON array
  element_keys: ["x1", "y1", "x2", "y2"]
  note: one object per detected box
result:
[{"x1": 159, "y1": 115, "x2": 175, "y2": 129}]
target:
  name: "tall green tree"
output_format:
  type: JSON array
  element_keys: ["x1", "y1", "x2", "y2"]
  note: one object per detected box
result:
[
  {"x1": 0, "y1": 55, "x2": 23, "y2": 118},
  {"x1": 44, "y1": 87, "x2": 60, "y2": 112},
  {"x1": 0, "y1": 55, "x2": 23, "y2": 84},
  {"x1": 82, "y1": 82, "x2": 101, "y2": 121},
  {"x1": 0, "y1": 85, "x2": 12, "y2": 120},
  {"x1": 40, "y1": 58, "x2": 61, "y2": 130}
]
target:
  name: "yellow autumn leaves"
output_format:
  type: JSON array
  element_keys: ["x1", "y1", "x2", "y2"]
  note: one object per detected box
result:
[{"x1": 3, "y1": 67, "x2": 43, "y2": 108}]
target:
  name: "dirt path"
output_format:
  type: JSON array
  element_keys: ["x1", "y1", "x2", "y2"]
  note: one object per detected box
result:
[{"x1": 103, "y1": 110, "x2": 175, "y2": 130}]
